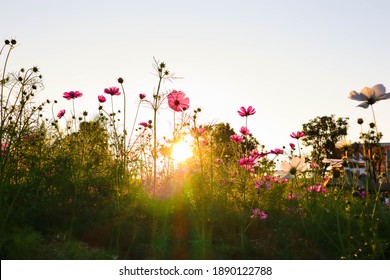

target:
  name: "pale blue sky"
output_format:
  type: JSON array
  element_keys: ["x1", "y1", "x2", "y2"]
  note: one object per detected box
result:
[{"x1": 2, "y1": 0, "x2": 390, "y2": 150}]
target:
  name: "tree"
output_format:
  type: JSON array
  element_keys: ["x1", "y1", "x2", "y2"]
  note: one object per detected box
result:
[{"x1": 301, "y1": 115, "x2": 349, "y2": 166}]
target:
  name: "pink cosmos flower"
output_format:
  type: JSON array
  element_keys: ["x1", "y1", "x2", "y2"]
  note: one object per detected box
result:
[
  {"x1": 192, "y1": 127, "x2": 207, "y2": 137},
  {"x1": 309, "y1": 184, "x2": 327, "y2": 193},
  {"x1": 251, "y1": 208, "x2": 268, "y2": 220},
  {"x1": 240, "y1": 126, "x2": 250, "y2": 136},
  {"x1": 98, "y1": 95, "x2": 106, "y2": 103},
  {"x1": 167, "y1": 90, "x2": 190, "y2": 112},
  {"x1": 104, "y1": 87, "x2": 121, "y2": 96},
  {"x1": 238, "y1": 157, "x2": 256, "y2": 172},
  {"x1": 270, "y1": 148, "x2": 284, "y2": 155},
  {"x1": 139, "y1": 93, "x2": 146, "y2": 100},
  {"x1": 63, "y1": 91, "x2": 83, "y2": 100},
  {"x1": 139, "y1": 122, "x2": 148, "y2": 128},
  {"x1": 57, "y1": 109, "x2": 66, "y2": 119},
  {"x1": 290, "y1": 131, "x2": 305, "y2": 139},
  {"x1": 289, "y1": 143, "x2": 295, "y2": 149},
  {"x1": 1, "y1": 142, "x2": 7, "y2": 156},
  {"x1": 230, "y1": 134, "x2": 243, "y2": 144},
  {"x1": 237, "y1": 106, "x2": 256, "y2": 117}
]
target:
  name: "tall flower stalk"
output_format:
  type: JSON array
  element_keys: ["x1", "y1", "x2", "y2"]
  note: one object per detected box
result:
[{"x1": 144, "y1": 58, "x2": 176, "y2": 194}]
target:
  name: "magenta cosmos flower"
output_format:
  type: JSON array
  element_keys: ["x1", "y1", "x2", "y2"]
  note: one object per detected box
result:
[
  {"x1": 290, "y1": 131, "x2": 305, "y2": 139},
  {"x1": 230, "y1": 134, "x2": 243, "y2": 144},
  {"x1": 240, "y1": 126, "x2": 250, "y2": 136},
  {"x1": 98, "y1": 95, "x2": 106, "y2": 103},
  {"x1": 63, "y1": 91, "x2": 83, "y2": 100},
  {"x1": 270, "y1": 148, "x2": 284, "y2": 155},
  {"x1": 139, "y1": 93, "x2": 146, "y2": 100},
  {"x1": 139, "y1": 122, "x2": 148, "y2": 128},
  {"x1": 104, "y1": 87, "x2": 121, "y2": 96},
  {"x1": 167, "y1": 90, "x2": 190, "y2": 112},
  {"x1": 251, "y1": 208, "x2": 268, "y2": 220},
  {"x1": 237, "y1": 106, "x2": 256, "y2": 117},
  {"x1": 57, "y1": 109, "x2": 66, "y2": 119}
]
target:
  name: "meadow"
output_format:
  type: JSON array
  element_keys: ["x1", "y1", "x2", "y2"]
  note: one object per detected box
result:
[{"x1": 1, "y1": 39, "x2": 389, "y2": 260}]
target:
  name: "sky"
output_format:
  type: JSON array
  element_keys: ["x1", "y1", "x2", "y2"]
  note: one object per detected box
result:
[{"x1": 2, "y1": 0, "x2": 390, "y2": 151}]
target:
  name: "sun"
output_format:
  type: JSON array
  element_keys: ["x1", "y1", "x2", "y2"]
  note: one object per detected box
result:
[{"x1": 171, "y1": 140, "x2": 193, "y2": 163}]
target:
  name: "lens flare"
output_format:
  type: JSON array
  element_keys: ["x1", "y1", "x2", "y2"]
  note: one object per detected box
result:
[{"x1": 171, "y1": 140, "x2": 193, "y2": 163}]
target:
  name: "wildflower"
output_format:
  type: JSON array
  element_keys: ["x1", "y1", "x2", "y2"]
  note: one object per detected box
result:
[
  {"x1": 237, "y1": 106, "x2": 256, "y2": 117},
  {"x1": 290, "y1": 131, "x2": 305, "y2": 139},
  {"x1": 288, "y1": 193, "x2": 297, "y2": 200},
  {"x1": 104, "y1": 87, "x2": 121, "y2": 96},
  {"x1": 1, "y1": 142, "x2": 7, "y2": 156},
  {"x1": 238, "y1": 157, "x2": 256, "y2": 172},
  {"x1": 349, "y1": 84, "x2": 390, "y2": 108},
  {"x1": 335, "y1": 138, "x2": 351, "y2": 150},
  {"x1": 251, "y1": 208, "x2": 268, "y2": 220},
  {"x1": 275, "y1": 156, "x2": 309, "y2": 178},
  {"x1": 139, "y1": 122, "x2": 148, "y2": 128},
  {"x1": 63, "y1": 91, "x2": 83, "y2": 100},
  {"x1": 98, "y1": 95, "x2": 106, "y2": 103},
  {"x1": 289, "y1": 143, "x2": 295, "y2": 149},
  {"x1": 270, "y1": 148, "x2": 284, "y2": 155},
  {"x1": 57, "y1": 109, "x2": 66, "y2": 119},
  {"x1": 240, "y1": 126, "x2": 250, "y2": 136},
  {"x1": 192, "y1": 127, "x2": 206, "y2": 137},
  {"x1": 230, "y1": 134, "x2": 243, "y2": 144},
  {"x1": 167, "y1": 90, "x2": 190, "y2": 112},
  {"x1": 214, "y1": 158, "x2": 224, "y2": 165},
  {"x1": 139, "y1": 93, "x2": 146, "y2": 100}
]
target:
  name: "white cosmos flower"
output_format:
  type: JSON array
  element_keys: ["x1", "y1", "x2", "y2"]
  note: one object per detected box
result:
[
  {"x1": 335, "y1": 138, "x2": 351, "y2": 150},
  {"x1": 275, "y1": 156, "x2": 309, "y2": 179},
  {"x1": 349, "y1": 84, "x2": 390, "y2": 109}
]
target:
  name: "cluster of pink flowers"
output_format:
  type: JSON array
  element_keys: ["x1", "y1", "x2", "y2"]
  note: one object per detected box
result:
[
  {"x1": 308, "y1": 184, "x2": 327, "y2": 193},
  {"x1": 251, "y1": 208, "x2": 268, "y2": 220},
  {"x1": 255, "y1": 175, "x2": 288, "y2": 189}
]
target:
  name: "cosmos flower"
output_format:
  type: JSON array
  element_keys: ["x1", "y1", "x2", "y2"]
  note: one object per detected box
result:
[
  {"x1": 335, "y1": 138, "x2": 351, "y2": 150},
  {"x1": 251, "y1": 208, "x2": 268, "y2": 220},
  {"x1": 139, "y1": 122, "x2": 148, "y2": 128},
  {"x1": 290, "y1": 131, "x2": 305, "y2": 139},
  {"x1": 275, "y1": 156, "x2": 309, "y2": 179},
  {"x1": 57, "y1": 109, "x2": 66, "y2": 119},
  {"x1": 230, "y1": 134, "x2": 243, "y2": 144},
  {"x1": 237, "y1": 106, "x2": 256, "y2": 117},
  {"x1": 139, "y1": 93, "x2": 146, "y2": 100},
  {"x1": 98, "y1": 95, "x2": 106, "y2": 103},
  {"x1": 240, "y1": 126, "x2": 250, "y2": 136},
  {"x1": 238, "y1": 157, "x2": 256, "y2": 172},
  {"x1": 104, "y1": 87, "x2": 121, "y2": 96},
  {"x1": 349, "y1": 84, "x2": 390, "y2": 108},
  {"x1": 63, "y1": 91, "x2": 83, "y2": 100},
  {"x1": 270, "y1": 148, "x2": 284, "y2": 155},
  {"x1": 167, "y1": 90, "x2": 190, "y2": 112}
]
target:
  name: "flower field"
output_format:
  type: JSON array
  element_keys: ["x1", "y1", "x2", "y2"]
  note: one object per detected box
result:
[{"x1": 1, "y1": 40, "x2": 389, "y2": 260}]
